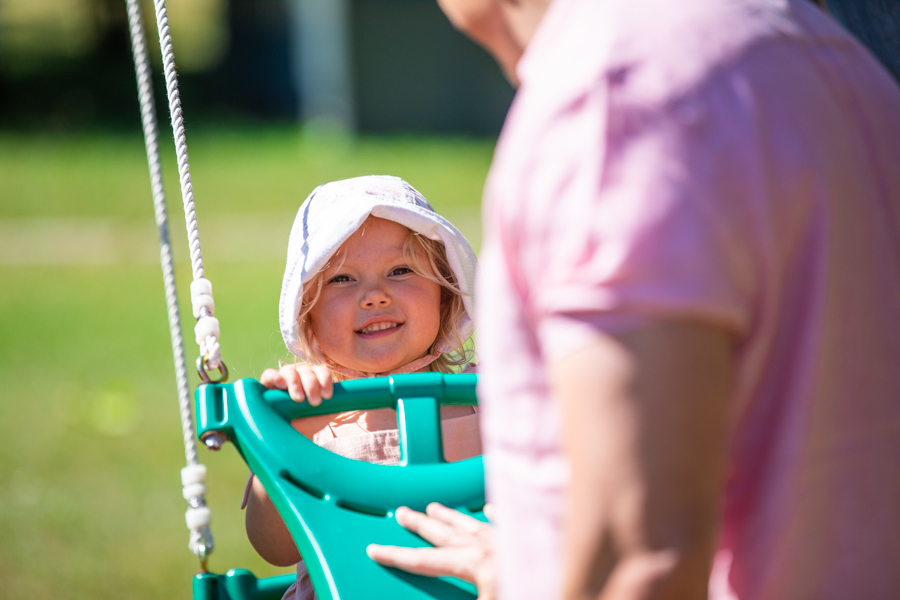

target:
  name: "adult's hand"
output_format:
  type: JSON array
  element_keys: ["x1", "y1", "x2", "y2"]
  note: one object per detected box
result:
[{"x1": 367, "y1": 503, "x2": 497, "y2": 600}]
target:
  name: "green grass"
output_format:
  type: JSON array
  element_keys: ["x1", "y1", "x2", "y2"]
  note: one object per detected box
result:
[
  {"x1": 0, "y1": 129, "x2": 493, "y2": 598},
  {"x1": 0, "y1": 129, "x2": 492, "y2": 219}
]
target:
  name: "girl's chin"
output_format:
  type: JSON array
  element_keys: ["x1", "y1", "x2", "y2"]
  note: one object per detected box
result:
[
  {"x1": 335, "y1": 346, "x2": 432, "y2": 374},
  {"x1": 343, "y1": 356, "x2": 410, "y2": 374}
]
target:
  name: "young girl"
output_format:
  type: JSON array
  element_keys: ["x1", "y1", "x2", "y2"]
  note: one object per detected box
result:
[{"x1": 242, "y1": 175, "x2": 481, "y2": 600}]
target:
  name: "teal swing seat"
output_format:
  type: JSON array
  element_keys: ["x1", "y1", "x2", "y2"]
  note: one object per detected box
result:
[{"x1": 193, "y1": 373, "x2": 485, "y2": 600}]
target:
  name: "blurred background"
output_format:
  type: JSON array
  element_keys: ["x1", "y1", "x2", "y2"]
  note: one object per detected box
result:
[
  {"x1": 1, "y1": 0, "x2": 897, "y2": 598},
  {"x1": 0, "y1": 0, "x2": 514, "y2": 132},
  {"x1": 0, "y1": 0, "x2": 508, "y2": 597}
]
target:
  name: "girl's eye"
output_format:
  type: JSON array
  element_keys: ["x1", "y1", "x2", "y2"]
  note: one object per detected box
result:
[
  {"x1": 389, "y1": 267, "x2": 413, "y2": 277},
  {"x1": 328, "y1": 274, "x2": 352, "y2": 284}
]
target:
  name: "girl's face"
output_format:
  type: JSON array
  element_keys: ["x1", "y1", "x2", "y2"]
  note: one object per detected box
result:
[{"x1": 308, "y1": 217, "x2": 443, "y2": 374}]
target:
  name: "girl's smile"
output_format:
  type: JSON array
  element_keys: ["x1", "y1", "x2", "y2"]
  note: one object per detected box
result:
[
  {"x1": 356, "y1": 320, "x2": 403, "y2": 337},
  {"x1": 308, "y1": 217, "x2": 442, "y2": 374}
]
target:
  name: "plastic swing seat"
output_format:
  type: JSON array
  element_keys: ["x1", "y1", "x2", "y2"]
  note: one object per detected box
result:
[{"x1": 193, "y1": 372, "x2": 485, "y2": 600}]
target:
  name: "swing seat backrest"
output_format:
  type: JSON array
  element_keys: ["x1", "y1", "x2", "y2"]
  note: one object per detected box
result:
[{"x1": 195, "y1": 373, "x2": 484, "y2": 600}]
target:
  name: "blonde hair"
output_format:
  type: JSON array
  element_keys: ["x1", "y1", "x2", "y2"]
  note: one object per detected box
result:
[{"x1": 294, "y1": 224, "x2": 474, "y2": 377}]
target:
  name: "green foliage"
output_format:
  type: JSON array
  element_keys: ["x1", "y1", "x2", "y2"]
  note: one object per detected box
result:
[{"x1": 0, "y1": 130, "x2": 491, "y2": 599}]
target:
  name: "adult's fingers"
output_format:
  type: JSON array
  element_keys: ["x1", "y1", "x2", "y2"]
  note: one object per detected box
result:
[
  {"x1": 483, "y1": 504, "x2": 496, "y2": 523},
  {"x1": 312, "y1": 364, "x2": 333, "y2": 400},
  {"x1": 298, "y1": 365, "x2": 323, "y2": 406},
  {"x1": 365, "y1": 544, "x2": 473, "y2": 581},
  {"x1": 260, "y1": 368, "x2": 287, "y2": 390},
  {"x1": 394, "y1": 506, "x2": 458, "y2": 547},
  {"x1": 426, "y1": 503, "x2": 489, "y2": 535}
]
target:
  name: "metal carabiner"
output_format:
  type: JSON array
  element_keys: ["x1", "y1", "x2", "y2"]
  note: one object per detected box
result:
[{"x1": 197, "y1": 354, "x2": 229, "y2": 384}]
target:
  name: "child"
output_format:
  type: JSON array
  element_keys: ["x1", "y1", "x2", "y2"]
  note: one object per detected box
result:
[{"x1": 242, "y1": 175, "x2": 482, "y2": 600}]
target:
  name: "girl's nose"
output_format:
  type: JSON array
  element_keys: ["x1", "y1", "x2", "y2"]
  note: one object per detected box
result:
[{"x1": 360, "y1": 283, "x2": 391, "y2": 308}]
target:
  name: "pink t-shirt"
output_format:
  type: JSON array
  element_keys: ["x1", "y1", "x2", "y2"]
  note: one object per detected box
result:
[{"x1": 477, "y1": 0, "x2": 900, "y2": 599}]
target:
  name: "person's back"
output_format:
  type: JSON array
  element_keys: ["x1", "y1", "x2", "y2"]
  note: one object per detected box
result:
[
  {"x1": 705, "y1": 4, "x2": 900, "y2": 598},
  {"x1": 478, "y1": 0, "x2": 900, "y2": 597}
]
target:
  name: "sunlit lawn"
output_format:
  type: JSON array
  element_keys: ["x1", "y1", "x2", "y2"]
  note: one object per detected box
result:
[{"x1": 0, "y1": 129, "x2": 492, "y2": 599}]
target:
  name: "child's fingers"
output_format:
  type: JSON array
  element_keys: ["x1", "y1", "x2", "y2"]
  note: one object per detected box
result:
[
  {"x1": 259, "y1": 368, "x2": 287, "y2": 390},
  {"x1": 298, "y1": 365, "x2": 324, "y2": 406},
  {"x1": 280, "y1": 365, "x2": 306, "y2": 402},
  {"x1": 311, "y1": 364, "x2": 333, "y2": 400}
]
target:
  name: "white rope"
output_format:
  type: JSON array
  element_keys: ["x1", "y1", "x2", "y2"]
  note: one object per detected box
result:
[
  {"x1": 125, "y1": 0, "x2": 214, "y2": 565},
  {"x1": 152, "y1": 0, "x2": 222, "y2": 370}
]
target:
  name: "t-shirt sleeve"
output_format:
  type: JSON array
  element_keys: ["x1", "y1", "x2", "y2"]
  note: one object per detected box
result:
[{"x1": 525, "y1": 87, "x2": 758, "y2": 361}]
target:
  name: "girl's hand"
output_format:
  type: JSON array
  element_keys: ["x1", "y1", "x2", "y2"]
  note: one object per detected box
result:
[{"x1": 260, "y1": 363, "x2": 334, "y2": 406}]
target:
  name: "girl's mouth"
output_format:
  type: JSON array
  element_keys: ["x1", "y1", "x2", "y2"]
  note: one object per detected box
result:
[{"x1": 355, "y1": 321, "x2": 403, "y2": 337}]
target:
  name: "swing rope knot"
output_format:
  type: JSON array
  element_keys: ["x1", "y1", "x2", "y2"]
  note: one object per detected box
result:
[
  {"x1": 182, "y1": 465, "x2": 215, "y2": 566},
  {"x1": 190, "y1": 278, "x2": 216, "y2": 318}
]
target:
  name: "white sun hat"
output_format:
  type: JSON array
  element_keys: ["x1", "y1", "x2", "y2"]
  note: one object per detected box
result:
[{"x1": 279, "y1": 175, "x2": 477, "y2": 360}]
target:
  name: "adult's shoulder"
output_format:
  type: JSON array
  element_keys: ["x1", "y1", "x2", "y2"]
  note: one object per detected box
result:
[{"x1": 518, "y1": 0, "x2": 846, "y2": 111}]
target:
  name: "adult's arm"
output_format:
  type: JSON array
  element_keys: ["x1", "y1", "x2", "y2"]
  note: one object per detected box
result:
[{"x1": 553, "y1": 318, "x2": 734, "y2": 600}]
